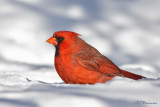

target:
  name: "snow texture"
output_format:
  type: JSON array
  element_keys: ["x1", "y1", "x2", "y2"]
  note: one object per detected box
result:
[{"x1": 0, "y1": 0, "x2": 160, "y2": 107}]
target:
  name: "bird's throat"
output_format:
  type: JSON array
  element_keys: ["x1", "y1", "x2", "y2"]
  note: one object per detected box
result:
[{"x1": 55, "y1": 45, "x2": 60, "y2": 56}]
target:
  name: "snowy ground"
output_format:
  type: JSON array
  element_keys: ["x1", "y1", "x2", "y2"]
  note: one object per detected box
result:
[{"x1": 0, "y1": 0, "x2": 160, "y2": 107}]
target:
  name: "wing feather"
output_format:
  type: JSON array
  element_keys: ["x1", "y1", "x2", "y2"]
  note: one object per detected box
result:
[{"x1": 76, "y1": 51, "x2": 121, "y2": 75}]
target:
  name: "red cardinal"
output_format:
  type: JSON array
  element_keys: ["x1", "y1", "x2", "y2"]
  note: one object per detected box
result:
[{"x1": 47, "y1": 31, "x2": 145, "y2": 84}]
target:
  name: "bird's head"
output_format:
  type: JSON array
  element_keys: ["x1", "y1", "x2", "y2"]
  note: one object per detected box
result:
[
  {"x1": 46, "y1": 31, "x2": 81, "y2": 56},
  {"x1": 46, "y1": 31, "x2": 80, "y2": 46}
]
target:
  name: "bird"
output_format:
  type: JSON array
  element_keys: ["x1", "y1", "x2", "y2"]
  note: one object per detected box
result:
[{"x1": 46, "y1": 31, "x2": 145, "y2": 84}]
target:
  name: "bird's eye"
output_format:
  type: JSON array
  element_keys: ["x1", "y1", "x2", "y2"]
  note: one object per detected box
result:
[{"x1": 60, "y1": 37, "x2": 64, "y2": 41}]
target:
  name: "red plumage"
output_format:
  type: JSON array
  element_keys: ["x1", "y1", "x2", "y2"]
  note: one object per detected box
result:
[{"x1": 47, "y1": 31, "x2": 145, "y2": 84}]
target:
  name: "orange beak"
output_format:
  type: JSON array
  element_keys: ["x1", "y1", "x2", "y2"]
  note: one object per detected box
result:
[{"x1": 46, "y1": 37, "x2": 58, "y2": 46}]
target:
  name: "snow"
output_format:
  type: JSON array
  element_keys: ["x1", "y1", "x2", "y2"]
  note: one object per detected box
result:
[{"x1": 0, "y1": 0, "x2": 160, "y2": 107}]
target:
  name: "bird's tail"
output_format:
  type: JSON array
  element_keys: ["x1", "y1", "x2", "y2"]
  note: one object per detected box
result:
[{"x1": 120, "y1": 69, "x2": 145, "y2": 80}]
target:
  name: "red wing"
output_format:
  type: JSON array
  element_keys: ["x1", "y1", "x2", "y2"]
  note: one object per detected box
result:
[
  {"x1": 76, "y1": 53, "x2": 100, "y2": 71},
  {"x1": 95, "y1": 56, "x2": 121, "y2": 75},
  {"x1": 76, "y1": 52, "x2": 121, "y2": 75}
]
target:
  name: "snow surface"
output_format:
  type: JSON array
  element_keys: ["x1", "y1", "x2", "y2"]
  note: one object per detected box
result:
[{"x1": 0, "y1": 0, "x2": 160, "y2": 107}]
